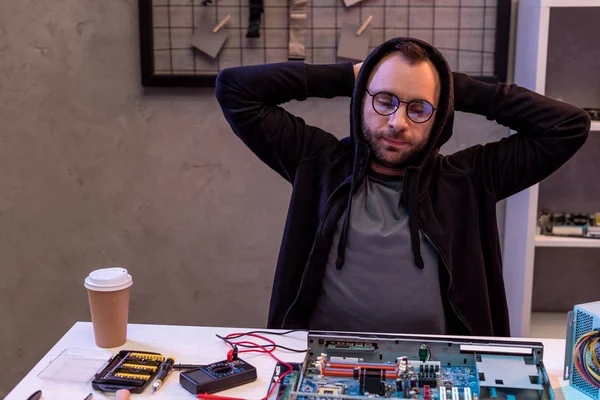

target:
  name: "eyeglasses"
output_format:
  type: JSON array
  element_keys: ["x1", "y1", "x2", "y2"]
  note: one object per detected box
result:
[{"x1": 366, "y1": 89, "x2": 437, "y2": 124}]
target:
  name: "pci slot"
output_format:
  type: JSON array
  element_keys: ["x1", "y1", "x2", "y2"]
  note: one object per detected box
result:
[
  {"x1": 464, "y1": 387, "x2": 472, "y2": 400},
  {"x1": 439, "y1": 387, "x2": 447, "y2": 400},
  {"x1": 451, "y1": 387, "x2": 459, "y2": 400}
]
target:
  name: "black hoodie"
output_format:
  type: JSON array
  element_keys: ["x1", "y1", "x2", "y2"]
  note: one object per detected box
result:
[{"x1": 215, "y1": 38, "x2": 590, "y2": 336}]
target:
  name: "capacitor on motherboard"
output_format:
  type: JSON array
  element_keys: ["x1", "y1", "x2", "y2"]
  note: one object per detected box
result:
[
  {"x1": 315, "y1": 361, "x2": 324, "y2": 375},
  {"x1": 396, "y1": 379, "x2": 403, "y2": 392},
  {"x1": 397, "y1": 357, "x2": 408, "y2": 374},
  {"x1": 403, "y1": 380, "x2": 410, "y2": 399},
  {"x1": 353, "y1": 367, "x2": 360, "y2": 380},
  {"x1": 410, "y1": 376, "x2": 417, "y2": 389}
]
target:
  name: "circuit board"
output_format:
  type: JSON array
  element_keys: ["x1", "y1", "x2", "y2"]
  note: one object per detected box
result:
[
  {"x1": 273, "y1": 362, "x2": 478, "y2": 400},
  {"x1": 268, "y1": 332, "x2": 555, "y2": 400}
]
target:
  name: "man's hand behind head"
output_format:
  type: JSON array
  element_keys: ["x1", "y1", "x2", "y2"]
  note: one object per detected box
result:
[{"x1": 354, "y1": 62, "x2": 363, "y2": 81}]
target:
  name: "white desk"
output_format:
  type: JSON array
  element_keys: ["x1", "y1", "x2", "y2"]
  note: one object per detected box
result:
[{"x1": 4, "y1": 322, "x2": 590, "y2": 399}]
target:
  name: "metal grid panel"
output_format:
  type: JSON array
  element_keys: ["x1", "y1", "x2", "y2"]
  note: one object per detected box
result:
[{"x1": 140, "y1": 0, "x2": 509, "y2": 86}]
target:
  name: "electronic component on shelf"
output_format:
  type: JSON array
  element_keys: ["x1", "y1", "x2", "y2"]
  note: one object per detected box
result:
[
  {"x1": 179, "y1": 358, "x2": 257, "y2": 396},
  {"x1": 552, "y1": 225, "x2": 584, "y2": 236},
  {"x1": 584, "y1": 108, "x2": 600, "y2": 121},
  {"x1": 538, "y1": 210, "x2": 600, "y2": 239}
]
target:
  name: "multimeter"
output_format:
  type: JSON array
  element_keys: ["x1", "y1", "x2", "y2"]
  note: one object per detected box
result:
[{"x1": 180, "y1": 358, "x2": 257, "y2": 395}]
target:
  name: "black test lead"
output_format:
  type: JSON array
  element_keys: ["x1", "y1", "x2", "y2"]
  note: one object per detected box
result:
[{"x1": 152, "y1": 356, "x2": 175, "y2": 393}]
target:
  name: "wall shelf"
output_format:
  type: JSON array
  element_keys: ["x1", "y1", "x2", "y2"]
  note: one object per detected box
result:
[
  {"x1": 535, "y1": 235, "x2": 600, "y2": 248},
  {"x1": 503, "y1": 0, "x2": 600, "y2": 338}
]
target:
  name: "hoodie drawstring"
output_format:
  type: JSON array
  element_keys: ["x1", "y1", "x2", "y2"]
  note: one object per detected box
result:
[
  {"x1": 334, "y1": 190, "x2": 353, "y2": 270},
  {"x1": 335, "y1": 143, "x2": 363, "y2": 270},
  {"x1": 335, "y1": 144, "x2": 424, "y2": 271},
  {"x1": 407, "y1": 172, "x2": 425, "y2": 269}
]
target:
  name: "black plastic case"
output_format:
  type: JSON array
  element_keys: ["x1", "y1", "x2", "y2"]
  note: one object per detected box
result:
[{"x1": 180, "y1": 358, "x2": 257, "y2": 395}]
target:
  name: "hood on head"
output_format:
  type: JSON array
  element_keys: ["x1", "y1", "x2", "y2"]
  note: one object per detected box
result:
[
  {"x1": 334, "y1": 38, "x2": 455, "y2": 272},
  {"x1": 349, "y1": 37, "x2": 455, "y2": 167}
]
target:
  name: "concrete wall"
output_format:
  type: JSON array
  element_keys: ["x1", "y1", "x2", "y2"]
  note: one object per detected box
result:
[{"x1": 0, "y1": 0, "x2": 509, "y2": 395}]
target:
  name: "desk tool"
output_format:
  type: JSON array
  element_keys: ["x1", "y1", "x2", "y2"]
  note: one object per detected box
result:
[
  {"x1": 27, "y1": 390, "x2": 42, "y2": 400},
  {"x1": 92, "y1": 350, "x2": 165, "y2": 393},
  {"x1": 174, "y1": 363, "x2": 204, "y2": 370},
  {"x1": 180, "y1": 358, "x2": 257, "y2": 396},
  {"x1": 152, "y1": 356, "x2": 175, "y2": 392}
]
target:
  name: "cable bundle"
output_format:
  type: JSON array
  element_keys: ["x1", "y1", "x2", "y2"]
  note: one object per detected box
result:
[
  {"x1": 574, "y1": 330, "x2": 600, "y2": 388},
  {"x1": 202, "y1": 330, "x2": 307, "y2": 400}
]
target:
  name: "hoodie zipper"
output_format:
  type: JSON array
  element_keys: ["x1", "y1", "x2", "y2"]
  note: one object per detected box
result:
[
  {"x1": 420, "y1": 227, "x2": 474, "y2": 335},
  {"x1": 280, "y1": 177, "x2": 352, "y2": 329}
]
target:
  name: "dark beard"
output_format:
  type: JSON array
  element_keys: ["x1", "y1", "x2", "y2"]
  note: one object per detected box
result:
[{"x1": 362, "y1": 121, "x2": 429, "y2": 170}]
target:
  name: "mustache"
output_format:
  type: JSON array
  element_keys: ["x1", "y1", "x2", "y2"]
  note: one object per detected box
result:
[{"x1": 376, "y1": 131, "x2": 414, "y2": 144}]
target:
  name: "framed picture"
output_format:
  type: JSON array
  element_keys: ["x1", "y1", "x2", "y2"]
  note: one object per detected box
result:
[{"x1": 139, "y1": 0, "x2": 512, "y2": 87}]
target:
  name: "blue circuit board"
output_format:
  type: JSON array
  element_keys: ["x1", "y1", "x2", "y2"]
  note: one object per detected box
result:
[{"x1": 297, "y1": 366, "x2": 479, "y2": 399}]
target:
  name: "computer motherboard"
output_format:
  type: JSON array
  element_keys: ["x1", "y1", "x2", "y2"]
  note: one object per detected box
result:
[{"x1": 269, "y1": 331, "x2": 554, "y2": 400}]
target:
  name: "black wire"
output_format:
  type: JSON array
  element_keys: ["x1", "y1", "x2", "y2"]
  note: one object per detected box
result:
[
  {"x1": 222, "y1": 329, "x2": 308, "y2": 339},
  {"x1": 215, "y1": 334, "x2": 308, "y2": 353},
  {"x1": 215, "y1": 330, "x2": 309, "y2": 353},
  {"x1": 216, "y1": 330, "x2": 306, "y2": 398}
]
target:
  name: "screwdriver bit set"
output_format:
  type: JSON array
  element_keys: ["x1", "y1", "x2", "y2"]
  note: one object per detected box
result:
[{"x1": 92, "y1": 350, "x2": 166, "y2": 393}]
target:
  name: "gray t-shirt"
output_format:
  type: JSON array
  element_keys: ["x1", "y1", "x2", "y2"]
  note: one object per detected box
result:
[{"x1": 309, "y1": 171, "x2": 447, "y2": 334}]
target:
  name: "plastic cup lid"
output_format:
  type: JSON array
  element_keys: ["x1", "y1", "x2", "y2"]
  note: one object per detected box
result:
[{"x1": 84, "y1": 267, "x2": 133, "y2": 292}]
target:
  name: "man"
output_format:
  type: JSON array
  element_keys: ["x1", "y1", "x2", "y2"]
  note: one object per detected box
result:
[{"x1": 215, "y1": 38, "x2": 590, "y2": 336}]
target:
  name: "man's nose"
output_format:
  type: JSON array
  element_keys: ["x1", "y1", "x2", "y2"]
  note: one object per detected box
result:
[{"x1": 388, "y1": 104, "x2": 409, "y2": 131}]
